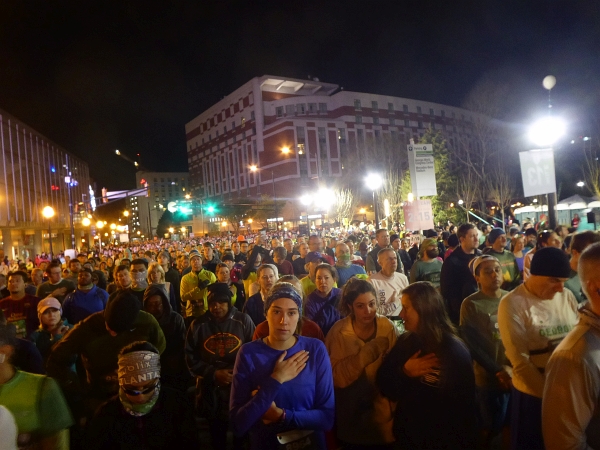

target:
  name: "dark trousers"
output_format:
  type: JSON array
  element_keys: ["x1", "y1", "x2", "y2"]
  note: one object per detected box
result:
[
  {"x1": 208, "y1": 417, "x2": 245, "y2": 450},
  {"x1": 510, "y1": 387, "x2": 543, "y2": 450}
]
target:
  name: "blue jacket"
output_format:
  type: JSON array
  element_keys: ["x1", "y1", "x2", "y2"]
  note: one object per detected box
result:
[
  {"x1": 305, "y1": 288, "x2": 343, "y2": 336},
  {"x1": 62, "y1": 285, "x2": 109, "y2": 325},
  {"x1": 230, "y1": 337, "x2": 335, "y2": 450}
]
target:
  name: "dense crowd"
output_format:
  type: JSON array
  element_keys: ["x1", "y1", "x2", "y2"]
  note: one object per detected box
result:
[{"x1": 0, "y1": 219, "x2": 598, "y2": 450}]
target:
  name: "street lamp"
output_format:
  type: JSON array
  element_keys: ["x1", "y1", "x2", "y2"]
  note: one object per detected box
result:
[
  {"x1": 42, "y1": 206, "x2": 55, "y2": 257},
  {"x1": 577, "y1": 181, "x2": 585, "y2": 188},
  {"x1": 526, "y1": 75, "x2": 566, "y2": 229},
  {"x1": 365, "y1": 173, "x2": 383, "y2": 227}
]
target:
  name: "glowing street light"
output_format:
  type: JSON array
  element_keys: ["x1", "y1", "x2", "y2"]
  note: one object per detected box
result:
[
  {"x1": 528, "y1": 116, "x2": 566, "y2": 148},
  {"x1": 82, "y1": 217, "x2": 91, "y2": 227},
  {"x1": 42, "y1": 206, "x2": 55, "y2": 256},
  {"x1": 249, "y1": 165, "x2": 257, "y2": 172},
  {"x1": 281, "y1": 146, "x2": 290, "y2": 154},
  {"x1": 577, "y1": 181, "x2": 585, "y2": 188},
  {"x1": 169, "y1": 227, "x2": 174, "y2": 234},
  {"x1": 365, "y1": 173, "x2": 383, "y2": 226},
  {"x1": 123, "y1": 210, "x2": 129, "y2": 217}
]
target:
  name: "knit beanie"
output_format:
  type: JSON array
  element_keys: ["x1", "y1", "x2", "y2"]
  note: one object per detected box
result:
[
  {"x1": 488, "y1": 228, "x2": 506, "y2": 244},
  {"x1": 419, "y1": 238, "x2": 438, "y2": 257},
  {"x1": 530, "y1": 247, "x2": 571, "y2": 278},
  {"x1": 207, "y1": 282, "x2": 233, "y2": 305},
  {"x1": 264, "y1": 282, "x2": 303, "y2": 316},
  {"x1": 105, "y1": 292, "x2": 141, "y2": 333}
]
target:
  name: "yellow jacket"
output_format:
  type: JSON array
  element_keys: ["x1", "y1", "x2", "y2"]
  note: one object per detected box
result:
[{"x1": 180, "y1": 269, "x2": 217, "y2": 317}]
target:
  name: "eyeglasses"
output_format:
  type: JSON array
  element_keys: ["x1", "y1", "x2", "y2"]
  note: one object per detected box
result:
[{"x1": 121, "y1": 380, "x2": 159, "y2": 396}]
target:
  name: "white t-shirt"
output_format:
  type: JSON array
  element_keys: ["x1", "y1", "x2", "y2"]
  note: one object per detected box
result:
[
  {"x1": 498, "y1": 283, "x2": 578, "y2": 398},
  {"x1": 369, "y1": 271, "x2": 409, "y2": 316}
]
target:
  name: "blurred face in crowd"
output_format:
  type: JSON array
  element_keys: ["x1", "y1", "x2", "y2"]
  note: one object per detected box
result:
[
  {"x1": 298, "y1": 243, "x2": 309, "y2": 258},
  {"x1": 259, "y1": 267, "x2": 276, "y2": 293},
  {"x1": 376, "y1": 230, "x2": 390, "y2": 248},
  {"x1": 378, "y1": 249, "x2": 397, "y2": 274},
  {"x1": 461, "y1": 228, "x2": 479, "y2": 252},
  {"x1": 78, "y1": 270, "x2": 93, "y2": 287},
  {"x1": 316, "y1": 268, "x2": 335, "y2": 296},
  {"x1": 400, "y1": 294, "x2": 419, "y2": 333},
  {"x1": 41, "y1": 307, "x2": 62, "y2": 330},
  {"x1": 48, "y1": 266, "x2": 62, "y2": 284},
  {"x1": 190, "y1": 256, "x2": 203, "y2": 272},
  {"x1": 240, "y1": 242, "x2": 249, "y2": 254},
  {"x1": 216, "y1": 266, "x2": 230, "y2": 283},
  {"x1": 284, "y1": 240, "x2": 293, "y2": 254},
  {"x1": 116, "y1": 269, "x2": 131, "y2": 288},
  {"x1": 232, "y1": 242, "x2": 240, "y2": 255},
  {"x1": 203, "y1": 246, "x2": 214, "y2": 261},
  {"x1": 475, "y1": 260, "x2": 502, "y2": 293},
  {"x1": 144, "y1": 294, "x2": 164, "y2": 320},
  {"x1": 351, "y1": 292, "x2": 377, "y2": 326},
  {"x1": 308, "y1": 236, "x2": 322, "y2": 252}
]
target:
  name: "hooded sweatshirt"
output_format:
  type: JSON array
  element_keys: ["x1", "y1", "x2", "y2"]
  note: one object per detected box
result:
[{"x1": 143, "y1": 285, "x2": 189, "y2": 390}]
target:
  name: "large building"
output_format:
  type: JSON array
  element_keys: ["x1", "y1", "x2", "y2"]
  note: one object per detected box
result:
[
  {"x1": 0, "y1": 108, "x2": 92, "y2": 259},
  {"x1": 185, "y1": 75, "x2": 492, "y2": 228},
  {"x1": 127, "y1": 171, "x2": 189, "y2": 237}
]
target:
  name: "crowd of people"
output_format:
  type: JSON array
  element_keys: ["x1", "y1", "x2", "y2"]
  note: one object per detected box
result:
[{"x1": 0, "y1": 218, "x2": 598, "y2": 449}]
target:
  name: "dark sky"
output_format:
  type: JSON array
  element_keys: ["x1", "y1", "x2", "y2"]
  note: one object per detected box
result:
[{"x1": 0, "y1": 0, "x2": 598, "y2": 193}]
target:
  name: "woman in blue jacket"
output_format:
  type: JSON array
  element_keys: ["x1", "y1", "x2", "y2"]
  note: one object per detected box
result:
[{"x1": 230, "y1": 282, "x2": 335, "y2": 450}]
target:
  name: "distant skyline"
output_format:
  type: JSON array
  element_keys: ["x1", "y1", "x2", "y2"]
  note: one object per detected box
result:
[{"x1": 0, "y1": 0, "x2": 598, "y2": 191}]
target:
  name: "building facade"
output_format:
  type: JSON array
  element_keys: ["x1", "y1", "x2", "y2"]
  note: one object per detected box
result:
[
  {"x1": 185, "y1": 75, "x2": 497, "y2": 228},
  {"x1": 128, "y1": 171, "x2": 189, "y2": 237},
  {"x1": 0, "y1": 108, "x2": 92, "y2": 259}
]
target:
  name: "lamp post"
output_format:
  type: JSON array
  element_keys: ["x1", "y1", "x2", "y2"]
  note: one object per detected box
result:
[
  {"x1": 96, "y1": 221, "x2": 104, "y2": 253},
  {"x1": 365, "y1": 173, "x2": 383, "y2": 228},
  {"x1": 123, "y1": 210, "x2": 130, "y2": 241},
  {"x1": 527, "y1": 75, "x2": 565, "y2": 229},
  {"x1": 42, "y1": 206, "x2": 55, "y2": 257}
]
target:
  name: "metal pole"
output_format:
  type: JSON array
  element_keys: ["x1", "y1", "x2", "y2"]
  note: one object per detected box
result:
[
  {"x1": 48, "y1": 221, "x2": 53, "y2": 257},
  {"x1": 272, "y1": 170, "x2": 278, "y2": 231},
  {"x1": 66, "y1": 155, "x2": 75, "y2": 249},
  {"x1": 373, "y1": 190, "x2": 379, "y2": 228}
]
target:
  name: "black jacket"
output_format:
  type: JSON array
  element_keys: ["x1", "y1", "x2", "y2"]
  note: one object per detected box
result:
[
  {"x1": 377, "y1": 332, "x2": 477, "y2": 450},
  {"x1": 86, "y1": 386, "x2": 198, "y2": 450},
  {"x1": 143, "y1": 285, "x2": 189, "y2": 391},
  {"x1": 440, "y1": 247, "x2": 480, "y2": 325}
]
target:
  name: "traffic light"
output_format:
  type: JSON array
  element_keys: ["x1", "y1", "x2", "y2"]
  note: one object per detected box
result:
[{"x1": 206, "y1": 205, "x2": 215, "y2": 214}]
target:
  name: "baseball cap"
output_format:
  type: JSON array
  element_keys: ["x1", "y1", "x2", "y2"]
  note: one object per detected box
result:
[
  {"x1": 37, "y1": 297, "x2": 62, "y2": 315},
  {"x1": 305, "y1": 252, "x2": 325, "y2": 264}
]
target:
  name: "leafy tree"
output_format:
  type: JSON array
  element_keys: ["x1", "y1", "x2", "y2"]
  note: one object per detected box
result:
[
  {"x1": 218, "y1": 203, "x2": 254, "y2": 234},
  {"x1": 156, "y1": 210, "x2": 179, "y2": 238}
]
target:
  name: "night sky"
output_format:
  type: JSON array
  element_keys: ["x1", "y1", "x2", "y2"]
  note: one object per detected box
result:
[{"x1": 0, "y1": 0, "x2": 598, "y2": 197}]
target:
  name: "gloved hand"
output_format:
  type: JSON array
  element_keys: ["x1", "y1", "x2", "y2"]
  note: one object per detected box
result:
[{"x1": 198, "y1": 279, "x2": 210, "y2": 290}]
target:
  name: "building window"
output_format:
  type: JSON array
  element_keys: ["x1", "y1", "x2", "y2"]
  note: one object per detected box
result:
[
  {"x1": 232, "y1": 121, "x2": 235, "y2": 128},
  {"x1": 354, "y1": 99, "x2": 361, "y2": 111},
  {"x1": 417, "y1": 106, "x2": 422, "y2": 114},
  {"x1": 389, "y1": 117, "x2": 395, "y2": 126},
  {"x1": 430, "y1": 108, "x2": 434, "y2": 116},
  {"x1": 250, "y1": 111, "x2": 255, "y2": 120},
  {"x1": 372, "y1": 101, "x2": 378, "y2": 112},
  {"x1": 308, "y1": 103, "x2": 317, "y2": 114},
  {"x1": 276, "y1": 106, "x2": 283, "y2": 118},
  {"x1": 388, "y1": 102, "x2": 394, "y2": 112},
  {"x1": 356, "y1": 115, "x2": 362, "y2": 124},
  {"x1": 373, "y1": 116, "x2": 380, "y2": 125},
  {"x1": 404, "y1": 119, "x2": 410, "y2": 127},
  {"x1": 319, "y1": 103, "x2": 327, "y2": 113},
  {"x1": 357, "y1": 128, "x2": 365, "y2": 147},
  {"x1": 418, "y1": 121, "x2": 423, "y2": 128},
  {"x1": 297, "y1": 103, "x2": 306, "y2": 115},
  {"x1": 242, "y1": 117, "x2": 246, "y2": 125},
  {"x1": 285, "y1": 104, "x2": 295, "y2": 116},
  {"x1": 216, "y1": 130, "x2": 219, "y2": 137},
  {"x1": 403, "y1": 104, "x2": 408, "y2": 113},
  {"x1": 209, "y1": 134, "x2": 212, "y2": 140}
]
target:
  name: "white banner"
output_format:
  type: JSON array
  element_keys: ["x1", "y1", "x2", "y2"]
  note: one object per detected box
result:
[
  {"x1": 519, "y1": 149, "x2": 556, "y2": 197},
  {"x1": 408, "y1": 144, "x2": 437, "y2": 196}
]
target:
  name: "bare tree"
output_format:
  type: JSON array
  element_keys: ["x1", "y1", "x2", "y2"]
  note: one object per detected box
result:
[
  {"x1": 583, "y1": 136, "x2": 600, "y2": 198},
  {"x1": 487, "y1": 163, "x2": 517, "y2": 230},
  {"x1": 379, "y1": 167, "x2": 408, "y2": 226},
  {"x1": 456, "y1": 168, "x2": 480, "y2": 223},
  {"x1": 333, "y1": 188, "x2": 359, "y2": 227}
]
